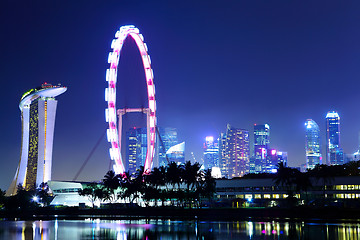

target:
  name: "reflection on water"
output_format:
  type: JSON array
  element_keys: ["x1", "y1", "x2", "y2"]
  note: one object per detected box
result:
[{"x1": 0, "y1": 218, "x2": 359, "y2": 240}]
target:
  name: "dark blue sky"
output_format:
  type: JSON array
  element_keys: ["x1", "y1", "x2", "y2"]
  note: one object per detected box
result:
[{"x1": 1, "y1": 0, "x2": 360, "y2": 189}]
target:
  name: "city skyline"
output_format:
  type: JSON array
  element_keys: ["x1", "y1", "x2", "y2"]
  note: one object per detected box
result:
[{"x1": 1, "y1": 1, "x2": 360, "y2": 189}]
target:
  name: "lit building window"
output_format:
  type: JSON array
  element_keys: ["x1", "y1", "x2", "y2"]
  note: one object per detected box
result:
[
  {"x1": 245, "y1": 194, "x2": 252, "y2": 199},
  {"x1": 255, "y1": 194, "x2": 261, "y2": 199},
  {"x1": 336, "y1": 194, "x2": 344, "y2": 198},
  {"x1": 272, "y1": 194, "x2": 280, "y2": 199},
  {"x1": 263, "y1": 194, "x2": 271, "y2": 199}
]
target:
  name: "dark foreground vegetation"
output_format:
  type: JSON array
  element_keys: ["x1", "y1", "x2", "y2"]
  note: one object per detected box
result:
[
  {"x1": 78, "y1": 161, "x2": 216, "y2": 208},
  {"x1": 2, "y1": 161, "x2": 360, "y2": 221}
]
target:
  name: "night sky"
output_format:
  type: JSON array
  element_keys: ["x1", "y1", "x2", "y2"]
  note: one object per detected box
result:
[{"x1": 1, "y1": 1, "x2": 360, "y2": 190}]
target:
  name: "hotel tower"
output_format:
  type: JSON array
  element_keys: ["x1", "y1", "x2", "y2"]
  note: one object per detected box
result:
[{"x1": 7, "y1": 83, "x2": 66, "y2": 195}]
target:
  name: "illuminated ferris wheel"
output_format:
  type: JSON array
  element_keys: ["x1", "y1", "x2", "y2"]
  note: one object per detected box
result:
[{"x1": 105, "y1": 25, "x2": 156, "y2": 175}]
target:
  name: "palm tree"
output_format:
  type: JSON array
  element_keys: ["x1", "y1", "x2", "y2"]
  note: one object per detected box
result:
[
  {"x1": 199, "y1": 169, "x2": 216, "y2": 208},
  {"x1": 102, "y1": 170, "x2": 121, "y2": 203},
  {"x1": 148, "y1": 166, "x2": 166, "y2": 189},
  {"x1": 294, "y1": 172, "x2": 312, "y2": 205},
  {"x1": 120, "y1": 169, "x2": 145, "y2": 206},
  {"x1": 166, "y1": 162, "x2": 183, "y2": 189},
  {"x1": 274, "y1": 162, "x2": 299, "y2": 199},
  {"x1": 36, "y1": 182, "x2": 53, "y2": 206},
  {"x1": 182, "y1": 161, "x2": 203, "y2": 207},
  {"x1": 183, "y1": 161, "x2": 202, "y2": 191},
  {"x1": 78, "y1": 182, "x2": 102, "y2": 208},
  {"x1": 309, "y1": 164, "x2": 334, "y2": 206},
  {"x1": 345, "y1": 161, "x2": 360, "y2": 176}
]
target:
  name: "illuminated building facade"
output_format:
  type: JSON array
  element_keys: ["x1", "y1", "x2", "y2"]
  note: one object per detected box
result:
[
  {"x1": 203, "y1": 136, "x2": 220, "y2": 170},
  {"x1": 7, "y1": 83, "x2": 66, "y2": 195},
  {"x1": 166, "y1": 142, "x2": 185, "y2": 164},
  {"x1": 266, "y1": 149, "x2": 288, "y2": 172},
  {"x1": 219, "y1": 132, "x2": 228, "y2": 177},
  {"x1": 221, "y1": 124, "x2": 250, "y2": 178},
  {"x1": 125, "y1": 127, "x2": 147, "y2": 174},
  {"x1": 326, "y1": 111, "x2": 344, "y2": 165},
  {"x1": 126, "y1": 127, "x2": 179, "y2": 172},
  {"x1": 156, "y1": 127, "x2": 178, "y2": 167},
  {"x1": 253, "y1": 124, "x2": 270, "y2": 173},
  {"x1": 305, "y1": 119, "x2": 322, "y2": 169}
]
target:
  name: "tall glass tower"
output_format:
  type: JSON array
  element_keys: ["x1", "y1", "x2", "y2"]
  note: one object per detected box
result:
[
  {"x1": 224, "y1": 124, "x2": 250, "y2": 178},
  {"x1": 326, "y1": 111, "x2": 343, "y2": 165},
  {"x1": 156, "y1": 127, "x2": 178, "y2": 167},
  {"x1": 125, "y1": 127, "x2": 147, "y2": 174},
  {"x1": 203, "y1": 136, "x2": 219, "y2": 170},
  {"x1": 254, "y1": 124, "x2": 270, "y2": 173},
  {"x1": 305, "y1": 119, "x2": 321, "y2": 169},
  {"x1": 219, "y1": 132, "x2": 228, "y2": 177},
  {"x1": 7, "y1": 83, "x2": 66, "y2": 195}
]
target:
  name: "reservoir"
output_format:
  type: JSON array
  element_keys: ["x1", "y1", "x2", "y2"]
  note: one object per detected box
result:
[{"x1": 0, "y1": 219, "x2": 359, "y2": 239}]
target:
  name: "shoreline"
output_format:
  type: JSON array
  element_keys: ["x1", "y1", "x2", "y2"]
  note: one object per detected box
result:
[{"x1": 1, "y1": 206, "x2": 360, "y2": 222}]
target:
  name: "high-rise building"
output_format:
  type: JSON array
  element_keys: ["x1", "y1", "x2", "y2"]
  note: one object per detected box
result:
[
  {"x1": 353, "y1": 131, "x2": 360, "y2": 161},
  {"x1": 222, "y1": 124, "x2": 250, "y2": 178},
  {"x1": 125, "y1": 127, "x2": 147, "y2": 174},
  {"x1": 7, "y1": 83, "x2": 67, "y2": 195},
  {"x1": 254, "y1": 124, "x2": 270, "y2": 173},
  {"x1": 266, "y1": 149, "x2": 288, "y2": 172},
  {"x1": 305, "y1": 119, "x2": 322, "y2": 169},
  {"x1": 203, "y1": 136, "x2": 219, "y2": 170},
  {"x1": 156, "y1": 127, "x2": 178, "y2": 167},
  {"x1": 127, "y1": 126, "x2": 179, "y2": 172},
  {"x1": 326, "y1": 111, "x2": 343, "y2": 165},
  {"x1": 166, "y1": 142, "x2": 185, "y2": 164},
  {"x1": 219, "y1": 132, "x2": 228, "y2": 178}
]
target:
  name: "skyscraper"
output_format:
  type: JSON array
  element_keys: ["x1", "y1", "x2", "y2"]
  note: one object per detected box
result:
[
  {"x1": 254, "y1": 124, "x2": 270, "y2": 173},
  {"x1": 7, "y1": 83, "x2": 67, "y2": 195},
  {"x1": 203, "y1": 136, "x2": 219, "y2": 170},
  {"x1": 125, "y1": 127, "x2": 147, "y2": 174},
  {"x1": 126, "y1": 126, "x2": 179, "y2": 172},
  {"x1": 166, "y1": 142, "x2": 185, "y2": 164},
  {"x1": 267, "y1": 149, "x2": 288, "y2": 172},
  {"x1": 305, "y1": 119, "x2": 322, "y2": 169},
  {"x1": 219, "y1": 132, "x2": 228, "y2": 177},
  {"x1": 156, "y1": 127, "x2": 178, "y2": 167},
  {"x1": 326, "y1": 111, "x2": 343, "y2": 165},
  {"x1": 222, "y1": 124, "x2": 250, "y2": 178}
]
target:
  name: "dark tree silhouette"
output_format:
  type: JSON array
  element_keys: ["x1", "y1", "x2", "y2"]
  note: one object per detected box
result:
[{"x1": 102, "y1": 170, "x2": 121, "y2": 203}]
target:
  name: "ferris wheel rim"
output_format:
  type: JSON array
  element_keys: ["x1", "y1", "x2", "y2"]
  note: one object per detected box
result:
[{"x1": 105, "y1": 25, "x2": 157, "y2": 175}]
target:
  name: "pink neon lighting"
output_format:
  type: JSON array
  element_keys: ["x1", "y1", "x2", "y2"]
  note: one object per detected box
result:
[{"x1": 105, "y1": 25, "x2": 157, "y2": 175}]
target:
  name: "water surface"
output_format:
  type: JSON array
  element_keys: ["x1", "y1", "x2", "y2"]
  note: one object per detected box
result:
[{"x1": 0, "y1": 219, "x2": 359, "y2": 239}]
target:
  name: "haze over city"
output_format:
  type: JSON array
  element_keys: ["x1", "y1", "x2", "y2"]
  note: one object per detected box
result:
[{"x1": 1, "y1": 1, "x2": 360, "y2": 190}]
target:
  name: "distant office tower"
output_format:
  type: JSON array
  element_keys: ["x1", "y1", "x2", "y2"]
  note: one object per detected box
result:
[
  {"x1": 203, "y1": 136, "x2": 219, "y2": 170},
  {"x1": 254, "y1": 124, "x2": 270, "y2": 173},
  {"x1": 7, "y1": 83, "x2": 67, "y2": 195},
  {"x1": 266, "y1": 149, "x2": 288, "y2": 172},
  {"x1": 127, "y1": 126, "x2": 179, "y2": 172},
  {"x1": 305, "y1": 119, "x2": 322, "y2": 169},
  {"x1": 219, "y1": 132, "x2": 228, "y2": 177},
  {"x1": 125, "y1": 127, "x2": 147, "y2": 174},
  {"x1": 222, "y1": 124, "x2": 250, "y2": 178},
  {"x1": 166, "y1": 142, "x2": 185, "y2": 164},
  {"x1": 326, "y1": 111, "x2": 344, "y2": 165},
  {"x1": 156, "y1": 127, "x2": 178, "y2": 167},
  {"x1": 353, "y1": 131, "x2": 360, "y2": 161}
]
